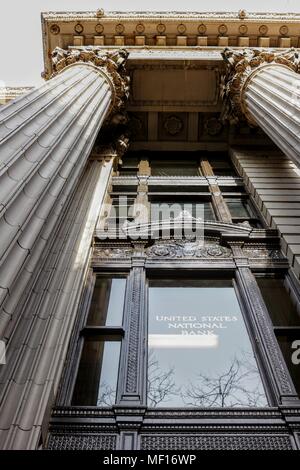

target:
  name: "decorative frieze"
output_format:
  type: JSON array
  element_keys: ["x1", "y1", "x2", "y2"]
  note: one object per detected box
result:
[
  {"x1": 140, "y1": 434, "x2": 293, "y2": 450},
  {"x1": 92, "y1": 239, "x2": 287, "y2": 263},
  {"x1": 146, "y1": 240, "x2": 231, "y2": 259}
]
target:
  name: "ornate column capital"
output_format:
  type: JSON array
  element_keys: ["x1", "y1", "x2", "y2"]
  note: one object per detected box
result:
[
  {"x1": 46, "y1": 47, "x2": 130, "y2": 119},
  {"x1": 221, "y1": 48, "x2": 300, "y2": 124}
]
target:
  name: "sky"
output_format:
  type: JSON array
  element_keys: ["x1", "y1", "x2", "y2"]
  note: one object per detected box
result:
[{"x1": 1, "y1": 1, "x2": 300, "y2": 87}]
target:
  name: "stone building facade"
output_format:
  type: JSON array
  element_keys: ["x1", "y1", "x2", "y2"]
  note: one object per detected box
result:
[{"x1": 0, "y1": 10, "x2": 300, "y2": 450}]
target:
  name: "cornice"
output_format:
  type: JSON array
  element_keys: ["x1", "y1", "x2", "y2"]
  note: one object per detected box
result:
[
  {"x1": 41, "y1": 9, "x2": 300, "y2": 77},
  {"x1": 41, "y1": 11, "x2": 300, "y2": 23}
]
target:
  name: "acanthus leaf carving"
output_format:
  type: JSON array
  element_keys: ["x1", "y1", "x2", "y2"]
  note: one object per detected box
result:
[
  {"x1": 47, "y1": 47, "x2": 130, "y2": 121},
  {"x1": 146, "y1": 240, "x2": 231, "y2": 259},
  {"x1": 220, "y1": 48, "x2": 300, "y2": 125}
]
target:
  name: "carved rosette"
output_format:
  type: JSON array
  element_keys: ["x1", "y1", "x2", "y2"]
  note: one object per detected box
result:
[
  {"x1": 221, "y1": 48, "x2": 300, "y2": 125},
  {"x1": 46, "y1": 47, "x2": 130, "y2": 120},
  {"x1": 146, "y1": 240, "x2": 231, "y2": 259}
]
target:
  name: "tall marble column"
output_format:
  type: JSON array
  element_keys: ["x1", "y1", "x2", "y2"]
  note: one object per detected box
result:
[
  {"x1": 0, "y1": 47, "x2": 129, "y2": 336},
  {"x1": 221, "y1": 48, "x2": 300, "y2": 166}
]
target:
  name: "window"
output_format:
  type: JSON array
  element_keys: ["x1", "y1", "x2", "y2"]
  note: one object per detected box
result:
[
  {"x1": 257, "y1": 276, "x2": 300, "y2": 395},
  {"x1": 209, "y1": 155, "x2": 237, "y2": 177},
  {"x1": 147, "y1": 278, "x2": 268, "y2": 408},
  {"x1": 72, "y1": 337, "x2": 121, "y2": 407},
  {"x1": 87, "y1": 277, "x2": 127, "y2": 326},
  {"x1": 105, "y1": 197, "x2": 135, "y2": 232},
  {"x1": 107, "y1": 151, "x2": 267, "y2": 234},
  {"x1": 71, "y1": 275, "x2": 127, "y2": 406},
  {"x1": 150, "y1": 201, "x2": 215, "y2": 222},
  {"x1": 150, "y1": 157, "x2": 201, "y2": 177},
  {"x1": 225, "y1": 197, "x2": 262, "y2": 228},
  {"x1": 118, "y1": 156, "x2": 140, "y2": 176}
]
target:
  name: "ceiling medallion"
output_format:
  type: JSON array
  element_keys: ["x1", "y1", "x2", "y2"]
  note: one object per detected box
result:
[
  {"x1": 74, "y1": 23, "x2": 84, "y2": 34},
  {"x1": 239, "y1": 24, "x2": 248, "y2": 35},
  {"x1": 129, "y1": 116, "x2": 143, "y2": 136},
  {"x1": 115, "y1": 23, "x2": 125, "y2": 34},
  {"x1": 198, "y1": 23, "x2": 207, "y2": 35},
  {"x1": 95, "y1": 23, "x2": 104, "y2": 34},
  {"x1": 50, "y1": 24, "x2": 60, "y2": 35},
  {"x1": 218, "y1": 24, "x2": 228, "y2": 36},
  {"x1": 164, "y1": 115, "x2": 183, "y2": 136},
  {"x1": 279, "y1": 25, "x2": 289, "y2": 36},
  {"x1": 136, "y1": 23, "x2": 145, "y2": 34},
  {"x1": 177, "y1": 23, "x2": 187, "y2": 35},
  {"x1": 259, "y1": 25, "x2": 268, "y2": 36},
  {"x1": 157, "y1": 23, "x2": 166, "y2": 34},
  {"x1": 204, "y1": 117, "x2": 223, "y2": 136}
]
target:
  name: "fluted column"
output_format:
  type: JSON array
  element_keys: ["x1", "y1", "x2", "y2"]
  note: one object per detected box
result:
[
  {"x1": 0, "y1": 47, "x2": 129, "y2": 336},
  {"x1": 221, "y1": 48, "x2": 300, "y2": 166}
]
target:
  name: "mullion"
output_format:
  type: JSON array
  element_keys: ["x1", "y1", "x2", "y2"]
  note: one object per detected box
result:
[{"x1": 81, "y1": 326, "x2": 124, "y2": 338}]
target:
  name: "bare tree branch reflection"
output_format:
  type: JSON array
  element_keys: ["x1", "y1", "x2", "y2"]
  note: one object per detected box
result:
[
  {"x1": 182, "y1": 352, "x2": 267, "y2": 407},
  {"x1": 97, "y1": 382, "x2": 116, "y2": 406},
  {"x1": 147, "y1": 349, "x2": 180, "y2": 407}
]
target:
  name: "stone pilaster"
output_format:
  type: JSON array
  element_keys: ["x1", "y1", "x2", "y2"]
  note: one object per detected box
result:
[{"x1": 221, "y1": 48, "x2": 300, "y2": 166}]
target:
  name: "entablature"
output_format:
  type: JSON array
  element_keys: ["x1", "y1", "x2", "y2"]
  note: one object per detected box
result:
[{"x1": 41, "y1": 10, "x2": 300, "y2": 79}]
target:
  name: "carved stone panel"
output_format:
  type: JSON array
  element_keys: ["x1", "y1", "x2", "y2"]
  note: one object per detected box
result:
[
  {"x1": 48, "y1": 433, "x2": 117, "y2": 450},
  {"x1": 146, "y1": 240, "x2": 231, "y2": 259},
  {"x1": 140, "y1": 433, "x2": 293, "y2": 450}
]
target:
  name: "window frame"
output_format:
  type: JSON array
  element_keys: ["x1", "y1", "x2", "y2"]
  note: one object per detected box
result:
[
  {"x1": 145, "y1": 269, "x2": 272, "y2": 409},
  {"x1": 255, "y1": 271, "x2": 300, "y2": 396},
  {"x1": 57, "y1": 261, "x2": 300, "y2": 409},
  {"x1": 60, "y1": 271, "x2": 128, "y2": 406}
]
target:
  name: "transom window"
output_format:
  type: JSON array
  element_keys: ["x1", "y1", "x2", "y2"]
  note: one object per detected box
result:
[{"x1": 150, "y1": 158, "x2": 201, "y2": 177}]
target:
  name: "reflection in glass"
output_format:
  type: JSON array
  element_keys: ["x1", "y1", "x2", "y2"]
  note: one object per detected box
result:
[
  {"x1": 72, "y1": 339, "x2": 121, "y2": 406},
  {"x1": 118, "y1": 156, "x2": 139, "y2": 175},
  {"x1": 147, "y1": 279, "x2": 268, "y2": 408},
  {"x1": 87, "y1": 277, "x2": 126, "y2": 326},
  {"x1": 226, "y1": 198, "x2": 254, "y2": 218},
  {"x1": 151, "y1": 161, "x2": 200, "y2": 177},
  {"x1": 209, "y1": 155, "x2": 236, "y2": 177},
  {"x1": 151, "y1": 202, "x2": 215, "y2": 222},
  {"x1": 257, "y1": 278, "x2": 300, "y2": 326}
]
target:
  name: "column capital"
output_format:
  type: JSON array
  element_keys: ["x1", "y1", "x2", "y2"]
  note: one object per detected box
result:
[
  {"x1": 221, "y1": 48, "x2": 300, "y2": 124},
  {"x1": 46, "y1": 47, "x2": 130, "y2": 119}
]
